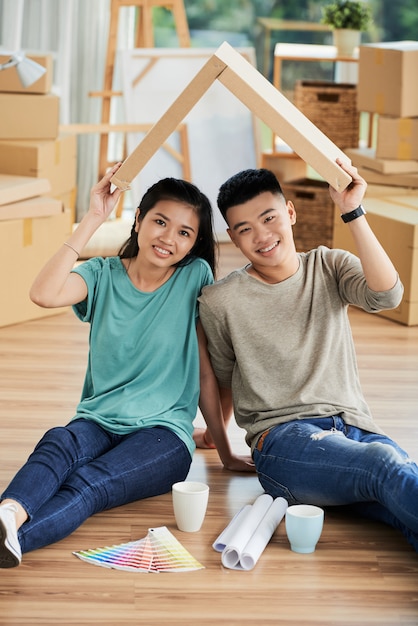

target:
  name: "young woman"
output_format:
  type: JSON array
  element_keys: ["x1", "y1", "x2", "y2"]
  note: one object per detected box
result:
[{"x1": 0, "y1": 163, "x2": 253, "y2": 568}]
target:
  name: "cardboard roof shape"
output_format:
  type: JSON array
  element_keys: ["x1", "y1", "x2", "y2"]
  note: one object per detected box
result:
[{"x1": 111, "y1": 41, "x2": 352, "y2": 192}]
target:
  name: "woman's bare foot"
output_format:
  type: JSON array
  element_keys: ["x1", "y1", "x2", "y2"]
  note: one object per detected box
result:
[{"x1": 193, "y1": 427, "x2": 216, "y2": 449}]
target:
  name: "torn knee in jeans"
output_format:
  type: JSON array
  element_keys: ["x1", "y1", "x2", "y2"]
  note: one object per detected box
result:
[{"x1": 310, "y1": 428, "x2": 345, "y2": 441}]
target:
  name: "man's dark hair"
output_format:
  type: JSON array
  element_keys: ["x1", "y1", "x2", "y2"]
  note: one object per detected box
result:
[{"x1": 217, "y1": 169, "x2": 284, "y2": 223}]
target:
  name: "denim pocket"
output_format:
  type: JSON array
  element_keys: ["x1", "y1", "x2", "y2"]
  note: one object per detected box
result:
[{"x1": 253, "y1": 448, "x2": 298, "y2": 504}]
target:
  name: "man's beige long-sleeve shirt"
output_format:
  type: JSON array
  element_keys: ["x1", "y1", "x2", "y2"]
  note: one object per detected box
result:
[{"x1": 199, "y1": 246, "x2": 404, "y2": 453}]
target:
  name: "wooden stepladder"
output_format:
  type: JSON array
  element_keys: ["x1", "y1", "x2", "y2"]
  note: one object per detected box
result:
[{"x1": 93, "y1": 0, "x2": 191, "y2": 181}]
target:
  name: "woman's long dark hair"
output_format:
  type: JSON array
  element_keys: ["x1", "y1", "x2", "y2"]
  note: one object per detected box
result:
[{"x1": 118, "y1": 178, "x2": 218, "y2": 275}]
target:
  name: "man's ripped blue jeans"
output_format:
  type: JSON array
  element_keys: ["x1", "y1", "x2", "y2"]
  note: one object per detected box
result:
[{"x1": 253, "y1": 415, "x2": 418, "y2": 551}]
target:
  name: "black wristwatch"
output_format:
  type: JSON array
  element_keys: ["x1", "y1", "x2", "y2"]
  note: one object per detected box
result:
[{"x1": 341, "y1": 205, "x2": 366, "y2": 223}]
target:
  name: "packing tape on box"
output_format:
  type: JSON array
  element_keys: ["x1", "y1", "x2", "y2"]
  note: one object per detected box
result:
[
  {"x1": 399, "y1": 118, "x2": 413, "y2": 139},
  {"x1": 398, "y1": 142, "x2": 412, "y2": 160},
  {"x1": 375, "y1": 93, "x2": 385, "y2": 114},
  {"x1": 397, "y1": 120, "x2": 413, "y2": 159},
  {"x1": 23, "y1": 219, "x2": 33, "y2": 247},
  {"x1": 374, "y1": 49, "x2": 385, "y2": 65}
]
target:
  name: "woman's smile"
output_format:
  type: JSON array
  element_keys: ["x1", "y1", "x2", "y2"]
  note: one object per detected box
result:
[{"x1": 153, "y1": 244, "x2": 172, "y2": 257}]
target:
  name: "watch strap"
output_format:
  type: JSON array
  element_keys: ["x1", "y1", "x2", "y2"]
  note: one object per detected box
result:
[{"x1": 341, "y1": 205, "x2": 366, "y2": 223}]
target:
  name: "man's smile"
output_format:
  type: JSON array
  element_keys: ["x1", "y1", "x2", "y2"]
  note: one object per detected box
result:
[{"x1": 257, "y1": 241, "x2": 279, "y2": 253}]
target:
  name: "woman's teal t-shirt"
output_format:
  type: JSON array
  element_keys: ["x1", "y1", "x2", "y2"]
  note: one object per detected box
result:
[{"x1": 70, "y1": 256, "x2": 213, "y2": 457}]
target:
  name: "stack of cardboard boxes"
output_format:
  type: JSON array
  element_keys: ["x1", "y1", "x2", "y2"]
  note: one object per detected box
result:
[
  {"x1": 333, "y1": 41, "x2": 418, "y2": 326},
  {"x1": 0, "y1": 52, "x2": 77, "y2": 327},
  {"x1": 346, "y1": 41, "x2": 418, "y2": 188}
]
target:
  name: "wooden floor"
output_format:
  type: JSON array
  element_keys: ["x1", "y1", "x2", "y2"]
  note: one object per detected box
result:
[{"x1": 1, "y1": 243, "x2": 418, "y2": 625}]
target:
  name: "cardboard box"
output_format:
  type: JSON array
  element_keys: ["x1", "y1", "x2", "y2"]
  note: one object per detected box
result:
[
  {"x1": 377, "y1": 195, "x2": 418, "y2": 211},
  {"x1": 0, "y1": 211, "x2": 72, "y2": 327},
  {"x1": 0, "y1": 174, "x2": 51, "y2": 205},
  {"x1": 0, "y1": 93, "x2": 59, "y2": 139},
  {"x1": 54, "y1": 187, "x2": 77, "y2": 224},
  {"x1": 375, "y1": 116, "x2": 418, "y2": 161},
  {"x1": 261, "y1": 150, "x2": 307, "y2": 183},
  {"x1": 346, "y1": 147, "x2": 418, "y2": 174},
  {"x1": 357, "y1": 166, "x2": 418, "y2": 188},
  {"x1": 365, "y1": 184, "x2": 418, "y2": 197},
  {"x1": 333, "y1": 199, "x2": 418, "y2": 325},
  {"x1": 0, "y1": 52, "x2": 53, "y2": 94},
  {"x1": 0, "y1": 196, "x2": 62, "y2": 221},
  {"x1": 112, "y1": 41, "x2": 352, "y2": 193},
  {"x1": 0, "y1": 135, "x2": 77, "y2": 196},
  {"x1": 357, "y1": 41, "x2": 418, "y2": 117}
]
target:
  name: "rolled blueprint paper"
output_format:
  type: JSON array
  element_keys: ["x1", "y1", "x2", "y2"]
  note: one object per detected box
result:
[
  {"x1": 221, "y1": 493, "x2": 273, "y2": 569},
  {"x1": 212, "y1": 505, "x2": 252, "y2": 553},
  {"x1": 213, "y1": 494, "x2": 288, "y2": 570},
  {"x1": 240, "y1": 497, "x2": 288, "y2": 570}
]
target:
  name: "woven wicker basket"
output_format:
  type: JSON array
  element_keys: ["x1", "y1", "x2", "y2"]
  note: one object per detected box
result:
[
  {"x1": 294, "y1": 80, "x2": 359, "y2": 149},
  {"x1": 281, "y1": 177, "x2": 334, "y2": 252}
]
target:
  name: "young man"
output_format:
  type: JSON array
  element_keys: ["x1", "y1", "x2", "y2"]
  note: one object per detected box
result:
[{"x1": 199, "y1": 159, "x2": 418, "y2": 552}]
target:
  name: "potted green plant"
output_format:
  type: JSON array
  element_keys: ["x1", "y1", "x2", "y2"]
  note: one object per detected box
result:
[{"x1": 321, "y1": 0, "x2": 373, "y2": 56}]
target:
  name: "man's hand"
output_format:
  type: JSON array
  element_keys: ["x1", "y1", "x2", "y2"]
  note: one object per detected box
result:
[{"x1": 329, "y1": 158, "x2": 367, "y2": 215}]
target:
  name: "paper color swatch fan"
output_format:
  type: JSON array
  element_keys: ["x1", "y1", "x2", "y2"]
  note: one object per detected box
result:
[{"x1": 73, "y1": 526, "x2": 204, "y2": 573}]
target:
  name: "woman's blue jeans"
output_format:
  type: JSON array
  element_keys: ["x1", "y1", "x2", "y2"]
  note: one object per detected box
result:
[
  {"x1": 253, "y1": 416, "x2": 418, "y2": 551},
  {"x1": 1, "y1": 419, "x2": 191, "y2": 554}
]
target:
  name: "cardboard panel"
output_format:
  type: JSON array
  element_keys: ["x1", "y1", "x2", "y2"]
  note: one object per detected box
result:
[
  {"x1": 0, "y1": 52, "x2": 53, "y2": 94},
  {"x1": 378, "y1": 195, "x2": 418, "y2": 211},
  {"x1": 119, "y1": 47, "x2": 259, "y2": 234},
  {"x1": 346, "y1": 147, "x2": 418, "y2": 174},
  {"x1": 0, "y1": 135, "x2": 77, "y2": 195},
  {"x1": 380, "y1": 300, "x2": 418, "y2": 326},
  {"x1": 365, "y1": 184, "x2": 418, "y2": 198},
  {"x1": 376, "y1": 116, "x2": 418, "y2": 161},
  {"x1": 111, "y1": 51, "x2": 226, "y2": 190},
  {"x1": 215, "y1": 43, "x2": 351, "y2": 190},
  {"x1": 111, "y1": 42, "x2": 352, "y2": 193},
  {"x1": 333, "y1": 200, "x2": 418, "y2": 326},
  {"x1": 54, "y1": 187, "x2": 77, "y2": 225},
  {"x1": 0, "y1": 174, "x2": 51, "y2": 206},
  {"x1": 0, "y1": 211, "x2": 72, "y2": 327},
  {"x1": 261, "y1": 150, "x2": 307, "y2": 183},
  {"x1": 0, "y1": 196, "x2": 63, "y2": 221},
  {"x1": 0, "y1": 93, "x2": 59, "y2": 139},
  {"x1": 357, "y1": 41, "x2": 418, "y2": 117},
  {"x1": 357, "y1": 166, "x2": 418, "y2": 188}
]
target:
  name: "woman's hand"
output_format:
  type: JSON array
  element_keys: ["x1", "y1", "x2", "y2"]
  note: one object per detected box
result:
[
  {"x1": 89, "y1": 162, "x2": 124, "y2": 222},
  {"x1": 30, "y1": 163, "x2": 125, "y2": 308},
  {"x1": 222, "y1": 454, "x2": 256, "y2": 473}
]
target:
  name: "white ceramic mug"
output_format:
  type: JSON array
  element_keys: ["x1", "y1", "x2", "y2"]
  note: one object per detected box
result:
[
  {"x1": 172, "y1": 481, "x2": 209, "y2": 532},
  {"x1": 285, "y1": 504, "x2": 324, "y2": 553}
]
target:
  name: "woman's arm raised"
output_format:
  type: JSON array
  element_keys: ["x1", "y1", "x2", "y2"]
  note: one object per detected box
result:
[{"x1": 30, "y1": 163, "x2": 123, "y2": 308}]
